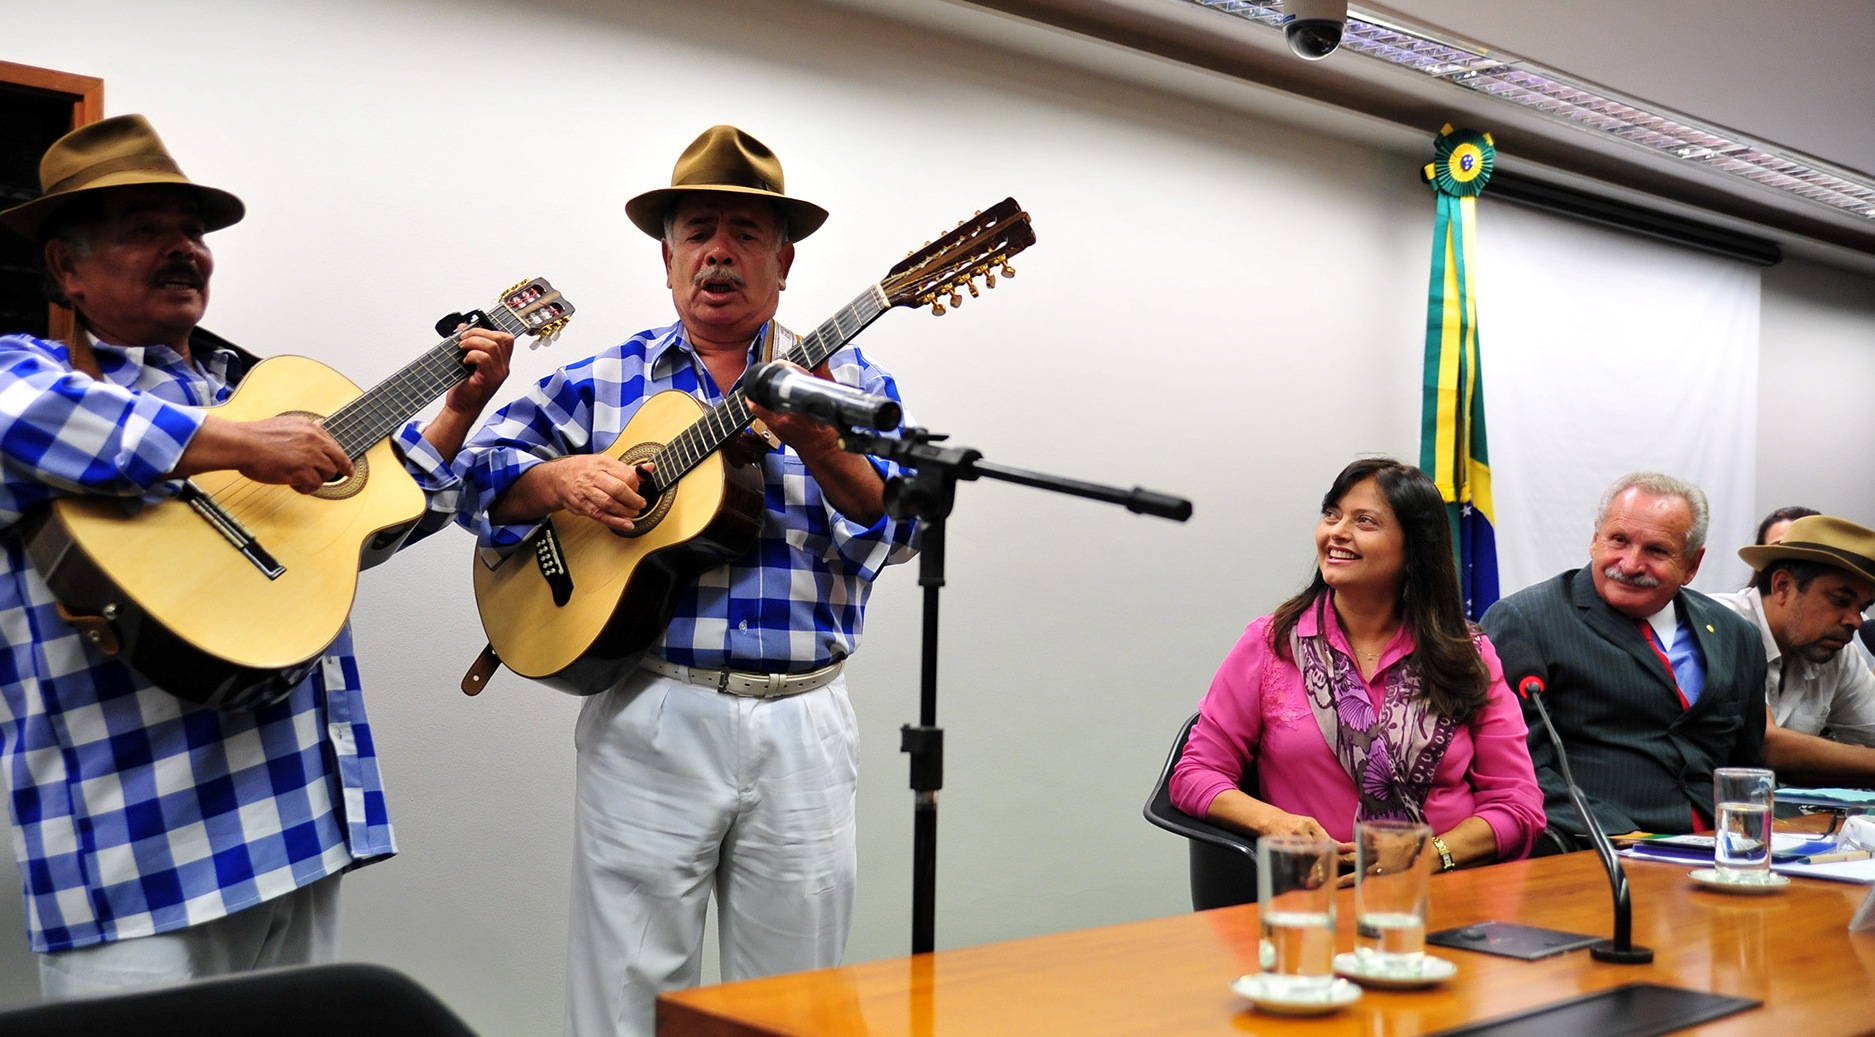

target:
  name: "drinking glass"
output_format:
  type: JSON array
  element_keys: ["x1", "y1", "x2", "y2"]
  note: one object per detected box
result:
[
  {"x1": 1257, "y1": 835, "x2": 1338, "y2": 992},
  {"x1": 1353, "y1": 819, "x2": 1432, "y2": 973},
  {"x1": 1713, "y1": 767, "x2": 1775, "y2": 884}
]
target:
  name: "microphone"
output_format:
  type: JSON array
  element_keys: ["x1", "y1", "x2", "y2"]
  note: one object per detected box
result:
[
  {"x1": 1518, "y1": 675, "x2": 1654, "y2": 964},
  {"x1": 746, "y1": 361, "x2": 902, "y2": 431}
]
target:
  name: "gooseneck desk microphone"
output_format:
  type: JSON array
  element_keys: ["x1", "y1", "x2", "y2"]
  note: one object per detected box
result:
[{"x1": 1518, "y1": 675, "x2": 1654, "y2": 964}]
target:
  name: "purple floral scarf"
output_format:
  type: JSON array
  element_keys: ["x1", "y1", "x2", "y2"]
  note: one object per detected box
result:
[{"x1": 1292, "y1": 599, "x2": 1458, "y2": 823}]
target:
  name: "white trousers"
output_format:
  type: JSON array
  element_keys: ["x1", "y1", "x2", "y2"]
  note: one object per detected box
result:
[
  {"x1": 565, "y1": 671, "x2": 860, "y2": 1037},
  {"x1": 38, "y1": 871, "x2": 342, "y2": 1000}
]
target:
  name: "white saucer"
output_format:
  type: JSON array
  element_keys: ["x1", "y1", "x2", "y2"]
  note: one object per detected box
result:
[
  {"x1": 1230, "y1": 973, "x2": 1362, "y2": 1016},
  {"x1": 1689, "y1": 868, "x2": 1790, "y2": 895},
  {"x1": 1333, "y1": 951, "x2": 1458, "y2": 989}
]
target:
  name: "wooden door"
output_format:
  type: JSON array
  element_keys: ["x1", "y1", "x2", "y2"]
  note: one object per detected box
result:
[{"x1": 0, "y1": 61, "x2": 103, "y2": 345}]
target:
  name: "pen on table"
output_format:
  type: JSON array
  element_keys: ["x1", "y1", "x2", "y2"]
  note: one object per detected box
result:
[{"x1": 1793, "y1": 849, "x2": 1874, "y2": 865}]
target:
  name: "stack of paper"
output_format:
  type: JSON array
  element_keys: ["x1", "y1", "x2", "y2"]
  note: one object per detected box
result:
[{"x1": 1620, "y1": 833, "x2": 1875, "y2": 884}]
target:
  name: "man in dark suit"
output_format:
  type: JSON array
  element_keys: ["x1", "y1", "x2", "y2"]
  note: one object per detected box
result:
[{"x1": 1481, "y1": 472, "x2": 1767, "y2": 847}]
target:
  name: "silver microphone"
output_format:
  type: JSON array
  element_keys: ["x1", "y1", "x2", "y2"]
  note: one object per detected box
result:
[{"x1": 746, "y1": 362, "x2": 902, "y2": 430}]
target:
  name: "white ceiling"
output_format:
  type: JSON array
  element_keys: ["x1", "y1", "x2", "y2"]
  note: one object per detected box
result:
[
  {"x1": 904, "y1": 0, "x2": 1875, "y2": 268},
  {"x1": 1375, "y1": 0, "x2": 1875, "y2": 180}
]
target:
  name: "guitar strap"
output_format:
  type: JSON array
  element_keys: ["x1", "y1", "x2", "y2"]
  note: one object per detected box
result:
[{"x1": 746, "y1": 320, "x2": 798, "y2": 449}]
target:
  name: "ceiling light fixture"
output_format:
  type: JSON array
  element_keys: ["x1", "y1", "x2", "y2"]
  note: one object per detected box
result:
[{"x1": 1181, "y1": 0, "x2": 1875, "y2": 222}]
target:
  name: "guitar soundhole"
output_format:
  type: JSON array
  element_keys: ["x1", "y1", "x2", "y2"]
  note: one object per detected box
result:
[
  {"x1": 313, "y1": 453, "x2": 369, "y2": 501},
  {"x1": 267, "y1": 409, "x2": 367, "y2": 501},
  {"x1": 617, "y1": 441, "x2": 672, "y2": 538}
]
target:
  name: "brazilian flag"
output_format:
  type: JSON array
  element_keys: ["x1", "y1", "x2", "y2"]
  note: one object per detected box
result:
[{"x1": 1420, "y1": 125, "x2": 1499, "y2": 620}]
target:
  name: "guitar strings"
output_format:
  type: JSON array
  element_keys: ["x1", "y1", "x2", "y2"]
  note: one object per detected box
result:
[
  {"x1": 648, "y1": 290, "x2": 886, "y2": 495},
  {"x1": 198, "y1": 304, "x2": 532, "y2": 533}
]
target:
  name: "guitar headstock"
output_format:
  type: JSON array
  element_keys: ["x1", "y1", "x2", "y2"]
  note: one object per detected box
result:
[
  {"x1": 882, "y1": 198, "x2": 1035, "y2": 316},
  {"x1": 498, "y1": 277, "x2": 575, "y2": 343}
]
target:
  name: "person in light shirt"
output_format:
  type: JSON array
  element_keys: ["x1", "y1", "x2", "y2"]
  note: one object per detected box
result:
[{"x1": 1712, "y1": 515, "x2": 1875, "y2": 787}]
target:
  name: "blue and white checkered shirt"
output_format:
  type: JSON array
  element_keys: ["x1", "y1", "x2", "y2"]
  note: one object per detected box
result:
[
  {"x1": 0, "y1": 331, "x2": 454, "y2": 953},
  {"x1": 456, "y1": 321, "x2": 918, "y2": 673}
]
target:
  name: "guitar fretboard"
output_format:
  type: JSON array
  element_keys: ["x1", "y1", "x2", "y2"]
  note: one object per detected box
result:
[
  {"x1": 646, "y1": 284, "x2": 893, "y2": 494},
  {"x1": 322, "y1": 306, "x2": 531, "y2": 457}
]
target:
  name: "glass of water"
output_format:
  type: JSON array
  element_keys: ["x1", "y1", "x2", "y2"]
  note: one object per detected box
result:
[
  {"x1": 1353, "y1": 819, "x2": 1432, "y2": 973},
  {"x1": 1257, "y1": 835, "x2": 1338, "y2": 993},
  {"x1": 1714, "y1": 767, "x2": 1776, "y2": 884}
]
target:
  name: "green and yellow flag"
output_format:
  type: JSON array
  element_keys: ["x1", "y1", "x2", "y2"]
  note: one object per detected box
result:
[{"x1": 1420, "y1": 125, "x2": 1499, "y2": 619}]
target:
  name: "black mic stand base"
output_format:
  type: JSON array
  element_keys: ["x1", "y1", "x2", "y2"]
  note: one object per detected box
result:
[{"x1": 1589, "y1": 941, "x2": 1655, "y2": 964}]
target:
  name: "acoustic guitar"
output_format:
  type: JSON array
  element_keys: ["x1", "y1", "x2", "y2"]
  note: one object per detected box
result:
[
  {"x1": 467, "y1": 199, "x2": 1035, "y2": 696},
  {"x1": 24, "y1": 279, "x2": 574, "y2": 710}
]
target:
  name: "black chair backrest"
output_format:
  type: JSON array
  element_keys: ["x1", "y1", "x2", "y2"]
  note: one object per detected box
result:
[
  {"x1": 1143, "y1": 712, "x2": 1260, "y2": 911},
  {"x1": 0, "y1": 963, "x2": 479, "y2": 1037}
]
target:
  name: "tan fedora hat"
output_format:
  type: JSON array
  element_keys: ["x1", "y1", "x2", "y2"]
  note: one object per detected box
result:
[
  {"x1": 624, "y1": 125, "x2": 827, "y2": 242},
  {"x1": 0, "y1": 114, "x2": 244, "y2": 242},
  {"x1": 1739, "y1": 514, "x2": 1875, "y2": 586}
]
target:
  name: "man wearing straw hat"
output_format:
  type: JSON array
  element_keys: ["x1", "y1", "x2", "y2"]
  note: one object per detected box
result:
[
  {"x1": 0, "y1": 114, "x2": 514, "y2": 997},
  {"x1": 1714, "y1": 515, "x2": 1875, "y2": 786},
  {"x1": 457, "y1": 125, "x2": 917, "y2": 1036}
]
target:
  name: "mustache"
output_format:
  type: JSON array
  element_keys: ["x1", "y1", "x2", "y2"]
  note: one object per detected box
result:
[
  {"x1": 1601, "y1": 565, "x2": 1660, "y2": 589},
  {"x1": 693, "y1": 265, "x2": 746, "y2": 289},
  {"x1": 150, "y1": 261, "x2": 203, "y2": 288}
]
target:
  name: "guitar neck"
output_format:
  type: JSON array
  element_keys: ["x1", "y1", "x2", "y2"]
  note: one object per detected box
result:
[
  {"x1": 322, "y1": 305, "x2": 532, "y2": 457},
  {"x1": 648, "y1": 283, "x2": 893, "y2": 493}
]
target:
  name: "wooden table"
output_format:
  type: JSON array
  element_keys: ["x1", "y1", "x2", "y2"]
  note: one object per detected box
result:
[{"x1": 657, "y1": 853, "x2": 1875, "y2": 1036}]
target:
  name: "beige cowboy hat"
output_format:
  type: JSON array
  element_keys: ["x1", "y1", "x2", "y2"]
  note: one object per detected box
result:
[
  {"x1": 0, "y1": 114, "x2": 244, "y2": 242},
  {"x1": 624, "y1": 124, "x2": 827, "y2": 242},
  {"x1": 1738, "y1": 514, "x2": 1875, "y2": 586}
]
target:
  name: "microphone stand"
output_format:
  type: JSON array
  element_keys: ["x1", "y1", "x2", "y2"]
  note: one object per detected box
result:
[
  {"x1": 840, "y1": 426, "x2": 1191, "y2": 954},
  {"x1": 1523, "y1": 682, "x2": 1654, "y2": 964}
]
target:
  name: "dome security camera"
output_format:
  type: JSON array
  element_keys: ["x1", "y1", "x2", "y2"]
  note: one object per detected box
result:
[{"x1": 1283, "y1": 0, "x2": 1347, "y2": 60}]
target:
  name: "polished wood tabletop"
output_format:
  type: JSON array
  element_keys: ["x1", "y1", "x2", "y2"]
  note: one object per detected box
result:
[{"x1": 658, "y1": 852, "x2": 1875, "y2": 1036}]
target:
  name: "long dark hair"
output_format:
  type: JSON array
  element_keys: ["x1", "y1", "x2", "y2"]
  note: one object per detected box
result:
[
  {"x1": 1269, "y1": 457, "x2": 1491, "y2": 722},
  {"x1": 1755, "y1": 505, "x2": 1819, "y2": 546}
]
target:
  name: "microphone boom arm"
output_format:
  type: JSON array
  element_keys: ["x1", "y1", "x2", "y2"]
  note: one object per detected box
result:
[{"x1": 1524, "y1": 682, "x2": 1654, "y2": 964}]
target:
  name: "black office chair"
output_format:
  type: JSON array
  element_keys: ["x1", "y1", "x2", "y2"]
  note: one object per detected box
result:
[
  {"x1": 1144, "y1": 711, "x2": 1260, "y2": 910},
  {"x1": 0, "y1": 962, "x2": 480, "y2": 1037}
]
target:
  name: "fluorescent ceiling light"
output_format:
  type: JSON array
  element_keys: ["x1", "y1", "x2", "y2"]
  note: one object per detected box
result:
[{"x1": 1179, "y1": 0, "x2": 1875, "y2": 221}]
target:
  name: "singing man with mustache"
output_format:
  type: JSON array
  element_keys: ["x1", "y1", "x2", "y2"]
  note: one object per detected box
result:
[
  {"x1": 1480, "y1": 472, "x2": 1768, "y2": 850},
  {"x1": 456, "y1": 125, "x2": 918, "y2": 1037}
]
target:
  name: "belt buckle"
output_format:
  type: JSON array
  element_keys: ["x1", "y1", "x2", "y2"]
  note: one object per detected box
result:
[{"x1": 711, "y1": 669, "x2": 733, "y2": 693}]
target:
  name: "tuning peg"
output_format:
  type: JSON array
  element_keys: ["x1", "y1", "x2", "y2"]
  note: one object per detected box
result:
[
  {"x1": 1001, "y1": 260, "x2": 1016, "y2": 279},
  {"x1": 947, "y1": 286, "x2": 963, "y2": 309},
  {"x1": 964, "y1": 278, "x2": 980, "y2": 298},
  {"x1": 930, "y1": 300, "x2": 947, "y2": 316},
  {"x1": 983, "y1": 270, "x2": 997, "y2": 288}
]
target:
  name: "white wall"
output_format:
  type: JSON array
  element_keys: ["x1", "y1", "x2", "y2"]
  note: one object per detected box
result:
[
  {"x1": 1759, "y1": 257, "x2": 1875, "y2": 523},
  {"x1": 2, "y1": 0, "x2": 1873, "y2": 1033}
]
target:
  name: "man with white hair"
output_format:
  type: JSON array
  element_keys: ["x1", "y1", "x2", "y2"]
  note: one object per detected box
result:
[{"x1": 1481, "y1": 472, "x2": 1768, "y2": 848}]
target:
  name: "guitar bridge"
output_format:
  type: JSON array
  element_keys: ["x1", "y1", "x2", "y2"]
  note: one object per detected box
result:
[
  {"x1": 178, "y1": 480, "x2": 286, "y2": 580},
  {"x1": 534, "y1": 520, "x2": 574, "y2": 607}
]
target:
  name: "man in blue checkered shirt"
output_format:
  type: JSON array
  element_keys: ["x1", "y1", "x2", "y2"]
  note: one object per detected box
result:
[
  {"x1": 0, "y1": 115, "x2": 513, "y2": 997},
  {"x1": 455, "y1": 125, "x2": 918, "y2": 1037}
]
